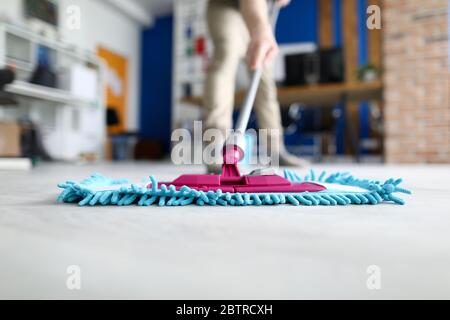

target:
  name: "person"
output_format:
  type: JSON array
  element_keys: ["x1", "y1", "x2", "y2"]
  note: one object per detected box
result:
[{"x1": 203, "y1": 0, "x2": 309, "y2": 172}]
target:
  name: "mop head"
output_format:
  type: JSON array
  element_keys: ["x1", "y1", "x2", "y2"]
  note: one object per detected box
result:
[{"x1": 57, "y1": 170, "x2": 411, "y2": 206}]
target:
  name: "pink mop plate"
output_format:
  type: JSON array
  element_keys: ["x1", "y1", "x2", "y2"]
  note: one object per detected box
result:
[
  {"x1": 153, "y1": 146, "x2": 326, "y2": 194},
  {"x1": 157, "y1": 173, "x2": 326, "y2": 193}
]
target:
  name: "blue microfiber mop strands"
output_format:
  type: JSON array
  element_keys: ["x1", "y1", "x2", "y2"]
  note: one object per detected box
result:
[{"x1": 57, "y1": 170, "x2": 411, "y2": 207}]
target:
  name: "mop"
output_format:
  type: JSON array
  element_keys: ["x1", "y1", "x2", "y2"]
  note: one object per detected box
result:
[{"x1": 57, "y1": 2, "x2": 410, "y2": 207}]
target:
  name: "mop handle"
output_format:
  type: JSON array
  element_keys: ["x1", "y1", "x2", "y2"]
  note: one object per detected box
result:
[{"x1": 235, "y1": 1, "x2": 281, "y2": 134}]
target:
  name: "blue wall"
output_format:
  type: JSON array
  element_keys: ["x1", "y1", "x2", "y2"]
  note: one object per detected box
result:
[
  {"x1": 358, "y1": 0, "x2": 370, "y2": 151},
  {"x1": 276, "y1": 0, "x2": 318, "y2": 44},
  {"x1": 333, "y1": 0, "x2": 345, "y2": 154},
  {"x1": 140, "y1": 15, "x2": 173, "y2": 153}
]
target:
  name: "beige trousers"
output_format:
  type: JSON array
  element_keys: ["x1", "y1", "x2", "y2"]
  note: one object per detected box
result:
[{"x1": 203, "y1": 0, "x2": 283, "y2": 145}]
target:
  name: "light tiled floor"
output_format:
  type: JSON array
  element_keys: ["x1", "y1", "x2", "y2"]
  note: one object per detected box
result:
[{"x1": 1, "y1": 162, "x2": 449, "y2": 299}]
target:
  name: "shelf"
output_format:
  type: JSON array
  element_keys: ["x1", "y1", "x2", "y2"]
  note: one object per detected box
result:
[
  {"x1": 180, "y1": 81, "x2": 383, "y2": 108},
  {"x1": 4, "y1": 81, "x2": 97, "y2": 107},
  {"x1": 0, "y1": 22, "x2": 105, "y2": 162},
  {"x1": 3, "y1": 23, "x2": 100, "y2": 66}
]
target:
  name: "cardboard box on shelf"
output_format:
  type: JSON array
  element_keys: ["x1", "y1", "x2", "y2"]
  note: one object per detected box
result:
[{"x1": 0, "y1": 122, "x2": 21, "y2": 157}]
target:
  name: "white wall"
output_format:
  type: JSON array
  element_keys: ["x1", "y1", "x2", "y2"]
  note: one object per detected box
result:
[{"x1": 0, "y1": 0, "x2": 142, "y2": 130}]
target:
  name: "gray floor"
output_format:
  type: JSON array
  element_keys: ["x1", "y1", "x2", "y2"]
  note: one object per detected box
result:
[{"x1": 1, "y1": 162, "x2": 450, "y2": 299}]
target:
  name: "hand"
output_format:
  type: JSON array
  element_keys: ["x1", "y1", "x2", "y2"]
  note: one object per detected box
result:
[
  {"x1": 246, "y1": 24, "x2": 279, "y2": 70},
  {"x1": 275, "y1": 0, "x2": 291, "y2": 7}
]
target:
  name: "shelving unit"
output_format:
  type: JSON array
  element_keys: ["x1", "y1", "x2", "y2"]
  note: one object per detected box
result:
[
  {"x1": 172, "y1": 0, "x2": 209, "y2": 130},
  {"x1": 5, "y1": 80, "x2": 98, "y2": 107},
  {"x1": 181, "y1": 80, "x2": 383, "y2": 108},
  {"x1": 0, "y1": 22, "x2": 105, "y2": 161}
]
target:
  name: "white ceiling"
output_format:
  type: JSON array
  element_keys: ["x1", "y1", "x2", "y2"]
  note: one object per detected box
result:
[
  {"x1": 103, "y1": 0, "x2": 174, "y2": 27},
  {"x1": 133, "y1": 0, "x2": 174, "y2": 17}
]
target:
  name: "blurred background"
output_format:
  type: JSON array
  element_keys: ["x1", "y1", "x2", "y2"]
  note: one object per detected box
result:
[{"x1": 0, "y1": 0, "x2": 448, "y2": 170}]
